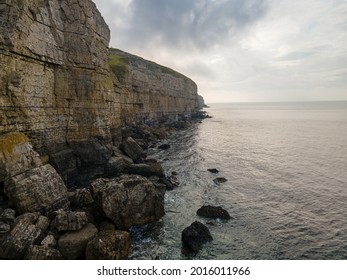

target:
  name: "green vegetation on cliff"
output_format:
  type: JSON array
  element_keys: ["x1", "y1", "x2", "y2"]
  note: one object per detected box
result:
[{"x1": 108, "y1": 52, "x2": 128, "y2": 83}]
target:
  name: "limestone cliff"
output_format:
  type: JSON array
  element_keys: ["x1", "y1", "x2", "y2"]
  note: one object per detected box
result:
[
  {"x1": 0, "y1": 0, "x2": 200, "y2": 186},
  {"x1": 109, "y1": 48, "x2": 199, "y2": 124}
]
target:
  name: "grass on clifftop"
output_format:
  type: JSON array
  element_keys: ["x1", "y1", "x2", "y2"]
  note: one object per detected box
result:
[{"x1": 108, "y1": 53, "x2": 128, "y2": 83}]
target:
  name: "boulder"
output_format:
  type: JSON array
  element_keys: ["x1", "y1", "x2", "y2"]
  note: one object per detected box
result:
[
  {"x1": 90, "y1": 175, "x2": 165, "y2": 230},
  {"x1": 24, "y1": 245, "x2": 64, "y2": 260},
  {"x1": 182, "y1": 221, "x2": 213, "y2": 251},
  {"x1": 196, "y1": 205, "x2": 231, "y2": 220},
  {"x1": 58, "y1": 223, "x2": 98, "y2": 259},
  {"x1": 121, "y1": 137, "x2": 146, "y2": 161},
  {"x1": 0, "y1": 216, "x2": 43, "y2": 259},
  {"x1": 51, "y1": 210, "x2": 88, "y2": 232},
  {"x1": 213, "y1": 177, "x2": 228, "y2": 185},
  {"x1": 4, "y1": 164, "x2": 70, "y2": 215},
  {"x1": 85, "y1": 230, "x2": 131, "y2": 260}
]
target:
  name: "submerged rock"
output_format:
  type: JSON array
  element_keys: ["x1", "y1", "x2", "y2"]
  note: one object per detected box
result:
[
  {"x1": 213, "y1": 177, "x2": 228, "y2": 185},
  {"x1": 197, "y1": 205, "x2": 231, "y2": 220},
  {"x1": 90, "y1": 175, "x2": 165, "y2": 230},
  {"x1": 207, "y1": 168, "x2": 219, "y2": 174},
  {"x1": 158, "y1": 144, "x2": 171, "y2": 150},
  {"x1": 85, "y1": 230, "x2": 131, "y2": 260},
  {"x1": 181, "y1": 221, "x2": 213, "y2": 251}
]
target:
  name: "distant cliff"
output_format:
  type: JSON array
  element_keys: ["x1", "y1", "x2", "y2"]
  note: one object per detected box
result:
[
  {"x1": 109, "y1": 48, "x2": 199, "y2": 124},
  {"x1": 0, "y1": 0, "x2": 201, "y2": 186}
]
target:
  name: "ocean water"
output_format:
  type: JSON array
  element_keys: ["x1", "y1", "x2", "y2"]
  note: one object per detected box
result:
[{"x1": 130, "y1": 101, "x2": 347, "y2": 260}]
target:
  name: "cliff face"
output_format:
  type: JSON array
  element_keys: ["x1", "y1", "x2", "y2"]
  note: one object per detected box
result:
[
  {"x1": 109, "y1": 49, "x2": 199, "y2": 124},
  {"x1": 0, "y1": 0, "x2": 200, "y2": 186}
]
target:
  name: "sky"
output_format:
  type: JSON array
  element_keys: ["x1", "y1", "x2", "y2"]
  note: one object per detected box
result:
[{"x1": 93, "y1": 0, "x2": 347, "y2": 103}]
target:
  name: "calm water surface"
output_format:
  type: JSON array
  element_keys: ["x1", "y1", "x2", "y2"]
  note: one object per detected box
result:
[{"x1": 130, "y1": 101, "x2": 347, "y2": 260}]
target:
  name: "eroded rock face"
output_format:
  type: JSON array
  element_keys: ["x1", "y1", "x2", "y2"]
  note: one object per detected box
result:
[{"x1": 90, "y1": 175, "x2": 165, "y2": 230}]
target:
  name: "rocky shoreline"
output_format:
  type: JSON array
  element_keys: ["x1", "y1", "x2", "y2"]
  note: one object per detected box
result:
[{"x1": 0, "y1": 112, "x2": 212, "y2": 260}]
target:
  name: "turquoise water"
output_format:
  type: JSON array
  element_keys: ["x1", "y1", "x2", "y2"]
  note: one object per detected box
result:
[{"x1": 131, "y1": 101, "x2": 347, "y2": 260}]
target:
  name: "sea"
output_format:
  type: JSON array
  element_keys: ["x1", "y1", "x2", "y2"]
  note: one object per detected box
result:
[{"x1": 130, "y1": 101, "x2": 347, "y2": 260}]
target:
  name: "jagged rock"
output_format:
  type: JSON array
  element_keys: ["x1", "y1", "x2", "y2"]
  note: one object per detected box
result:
[
  {"x1": 4, "y1": 164, "x2": 70, "y2": 215},
  {"x1": 58, "y1": 223, "x2": 98, "y2": 259},
  {"x1": 121, "y1": 137, "x2": 146, "y2": 161},
  {"x1": 41, "y1": 235, "x2": 57, "y2": 249},
  {"x1": 0, "y1": 217, "x2": 43, "y2": 259},
  {"x1": 213, "y1": 177, "x2": 228, "y2": 185},
  {"x1": 197, "y1": 205, "x2": 231, "y2": 220},
  {"x1": 207, "y1": 168, "x2": 219, "y2": 174},
  {"x1": 0, "y1": 208, "x2": 16, "y2": 225},
  {"x1": 51, "y1": 210, "x2": 88, "y2": 232},
  {"x1": 182, "y1": 221, "x2": 213, "y2": 251},
  {"x1": 85, "y1": 230, "x2": 131, "y2": 260},
  {"x1": 90, "y1": 175, "x2": 165, "y2": 230},
  {"x1": 24, "y1": 245, "x2": 64, "y2": 260},
  {"x1": 158, "y1": 144, "x2": 171, "y2": 150}
]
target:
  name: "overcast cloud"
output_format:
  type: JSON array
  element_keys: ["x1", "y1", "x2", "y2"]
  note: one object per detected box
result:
[{"x1": 94, "y1": 0, "x2": 347, "y2": 103}]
